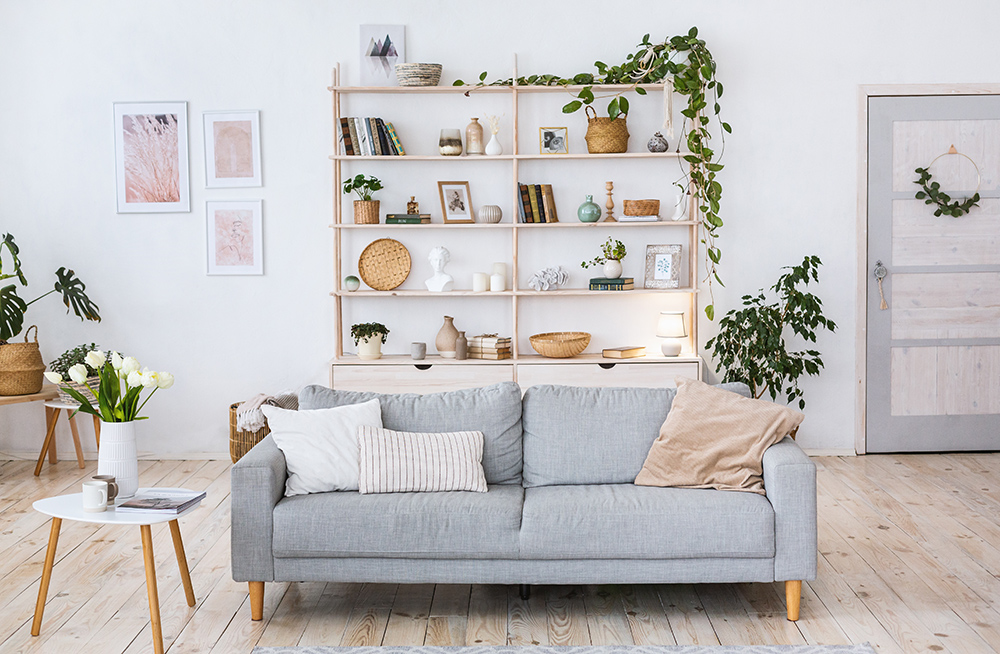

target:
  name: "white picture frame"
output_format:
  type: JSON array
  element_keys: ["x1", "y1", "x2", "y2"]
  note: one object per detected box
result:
[
  {"x1": 203, "y1": 110, "x2": 261, "y2": 188},
  {"x1": 359, "y1": 24, "x2": 405, "y2": 86},
  {"x1": 644, "y1": 244, "x2": 682, "y2": 289},
  {"x1": 206, "y1": 200, "x2": 263, "y2": 275},
  {"x1": 539, "y1": 127, "x2": 568, "y2": 154},
  {"x1": 114, "y1": 102, "x2": 189, "y2": 213}
]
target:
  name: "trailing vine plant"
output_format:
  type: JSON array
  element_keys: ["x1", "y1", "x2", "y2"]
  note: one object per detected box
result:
[
  {"x1": 913, "y1": 167, "x2": 980, "y2": 217},
  {"x1": 455, "y1": 28, "x2": 729, "y2": 319}
]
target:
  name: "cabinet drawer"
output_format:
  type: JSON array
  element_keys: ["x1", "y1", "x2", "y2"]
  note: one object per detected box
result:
[
  {"x1": 332, "y1": 364, "x2": 514, "y2": 394},
  {"x1": 516, "y1": 361, "x2": 700, "y2": 389}
]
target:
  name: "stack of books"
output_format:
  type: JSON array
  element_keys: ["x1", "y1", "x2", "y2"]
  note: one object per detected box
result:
[
  {"x1": 385, "y1": 214, "x2": 431, "y2": 224},
  {"x1": 617, "y1": 214, "x2": 659, "y2": 223},
  {"x1": 589, "y1": 277, "x2": 634, "y2": 291},
  {"x1": 339, "y1": 117, "x2": 406, "y2": 156},
  {"x1": 468, "y1": 335, "x2": 512, "y2": 360},
  {"x1": 117, "y1": 489, "x2": 206, "y2": 514},
  {"x1": 517, "y1": 184, "x2": 559, "y2": 223}
]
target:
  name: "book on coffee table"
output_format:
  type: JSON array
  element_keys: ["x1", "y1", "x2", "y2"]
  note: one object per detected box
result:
[{"x1": 117, "y1": 488, "x2": 206, "y2": 514}]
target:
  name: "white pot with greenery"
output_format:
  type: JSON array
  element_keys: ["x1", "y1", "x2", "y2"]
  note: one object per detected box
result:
[
  {"x1": 581, "y1": 237, "x2": 626, "y2": 280},
  {"x1": 351, "y1": 322, "x2": 389, "y2": 360}
]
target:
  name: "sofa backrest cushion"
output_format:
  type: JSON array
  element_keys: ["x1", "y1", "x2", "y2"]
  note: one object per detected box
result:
[
  {"x1": 298, "y1": 381, "x2": 523, "y2": 485},
  {"x1": 521, "y1": 382, "x2": 751, "y2": 487}
]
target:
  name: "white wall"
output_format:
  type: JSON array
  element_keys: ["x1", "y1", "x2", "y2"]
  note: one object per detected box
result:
[{"x1": 1, "y1": 0, "x2": 996, "y2": 456}]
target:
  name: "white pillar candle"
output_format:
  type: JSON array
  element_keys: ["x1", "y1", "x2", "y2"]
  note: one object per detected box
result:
[
  {"x1": 492, "y1": 262, "x2": 507, "y2": 278},
  {"x1": 490, "y1": 272, "x2": 505, "y2": 292},
  {"x1": 472, "y1": 272, "x2": 489, "y2": 292}
]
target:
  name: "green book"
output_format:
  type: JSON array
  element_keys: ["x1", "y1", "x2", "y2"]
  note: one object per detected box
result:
[
  {"x1": 386, "y1": 214, "x2": 431, "y2": 224},
  {"x1": 589, "y1": 277, "x2": 633, "y2": 285}
]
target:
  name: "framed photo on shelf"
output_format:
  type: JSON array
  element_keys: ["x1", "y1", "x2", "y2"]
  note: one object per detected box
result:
[
  {"x1": 203, "y1": 111, "x2": 261, "y2": 188},
  {"x1": 206, "y1": 200, "x2": 263, "y2": 275},
  {"x1": 644, "y1": 244, "x2": 682, "y2": 289},
  {"x1": 539, "y1": 127, "x2": 568, "y2": 154},
  {"x1": 359, "y1": 24, "x2": 405, "y2": 86},
  {"x1": 438, "y1": 181, "x2": 475, "y2": 224},
  {"x1": 114, "y1": 102, "x2": 189, "y2": 213}
]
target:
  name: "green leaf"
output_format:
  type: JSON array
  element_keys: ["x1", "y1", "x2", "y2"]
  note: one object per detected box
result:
[
  {"x1": 0, "y1": 283, "x2": 27, "y2": 341},
  {"x1": 53, "y1": 267, "x2": 101, "y2": 323},
  {"x1": 705, "y1": 304, "x2": 714, "y2": 321},
  {"x1": 608, "y1": 97, "x2": 620, "y2": 120},
  {"x1": 479, "y1": 71, "x2": 488, "y2": 82},
  {"x1": 579, "y1": 87, "x2": 594, "y2": 103},
  {"x1": 562, "y1": 100, "x2": 583, "y2": 114},
  {"x1": 618, "y1": 96, "x2": 629, "y2": 115},
  {"x1": 452, "y1": 80, "x2": 465, "y2": 86},
  {"x1": 635, "y1": 87, "x2": 647, "y2": 95}
]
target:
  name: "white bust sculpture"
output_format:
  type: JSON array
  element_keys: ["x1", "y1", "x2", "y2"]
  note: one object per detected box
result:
[{"x1": 425, "y1": 246, "x2": 454, "y2": 292}]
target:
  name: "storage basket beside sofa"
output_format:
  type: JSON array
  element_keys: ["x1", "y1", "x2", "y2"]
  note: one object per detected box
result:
[{"x1": 229, "y1": 402, "x2": 271, "y2": 464}]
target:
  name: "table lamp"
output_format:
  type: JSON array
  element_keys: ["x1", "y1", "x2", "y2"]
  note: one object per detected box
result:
[{"x1": 656, "y1": 311, "x2": 687, "y2": 356}]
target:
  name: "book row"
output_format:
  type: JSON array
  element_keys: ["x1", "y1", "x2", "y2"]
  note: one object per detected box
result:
[
  {"x1": 517, "y1": 184, "x2": 559, "y2": 223},
  {"x1": 339, "y1": 117, "x2": 406, "y2": 156}
]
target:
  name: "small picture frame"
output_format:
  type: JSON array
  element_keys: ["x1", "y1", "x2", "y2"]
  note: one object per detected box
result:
[
  {"x1": 644, "y1": 244, "x2": 682, "y2": 289},
  {"x1": 114, "y1": 101, "x2": 189, "y2": 213},
  {"x1": 438, "y1": 181, "x2": 475, "y2": 224},
  {"x1": 539, "y1": 127, "x2": 568, "y2": 154},
  {"x1": 203, "y1": 110, "x2": 261, "y2": 188},
  {"x1": 206, "y1": 200, "x2": 263, "y2": 275}
]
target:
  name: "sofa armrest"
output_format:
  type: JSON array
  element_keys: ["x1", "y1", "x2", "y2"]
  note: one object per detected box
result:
[
  {"x1": 762, "y1": 437, "x2": 817, "y2": 581},
  {"x1": 231, "y1": 435, "x2": 286, "y2": 582}
]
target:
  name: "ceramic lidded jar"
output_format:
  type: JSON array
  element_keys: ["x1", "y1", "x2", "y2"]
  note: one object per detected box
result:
[
  {"x1": 465, "y1": 118, "x2": 484, "y2": 155},
  {"x1": 435, "y1": 315, "x2": 459, "y2": 358},
  {"x1": 577, "y1": 195, "x2": 602, "y2": 223}
]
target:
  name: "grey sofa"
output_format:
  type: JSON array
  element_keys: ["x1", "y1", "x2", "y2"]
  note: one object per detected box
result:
[{"x1": 232, "y1": 381, "x2": 816, "y2": 622}]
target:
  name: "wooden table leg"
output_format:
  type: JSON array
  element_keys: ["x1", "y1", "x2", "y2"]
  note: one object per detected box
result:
[
  {"x1": 68, "y1": 413, "x2": 85, "y2": 469},
  {"x1": 31, "y1": 517, "x2": 61, "y2": 636},
  {"x1": 34, "y1": 408, "x2": 60, "y2": 476},
  {"x1": 140, "y1": 525, "x2": 164, "y2": 654},
  {"x1": 169, "y1": 520, "x2": 196, "y2": 607},
  {"x1": 47, "y1": 408, "x2": 59, "y2": 464},
  {"x1": 92, "y1": 415, "x2": 101, "y2": 449}
]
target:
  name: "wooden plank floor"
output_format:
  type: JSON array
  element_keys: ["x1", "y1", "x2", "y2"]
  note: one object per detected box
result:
[{"x1": 0, "y1": 453, "x2": 998, "y2": 653}]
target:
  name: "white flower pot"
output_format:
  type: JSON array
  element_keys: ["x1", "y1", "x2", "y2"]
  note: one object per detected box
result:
[
  {"x1": 357, "y1": 336, "x2": 383, "y2": 360},
  {"x1": 603, "y1": 259, "x2": 623, "y2": 279},
  {"x1": 98, "y1": 421, "x2": 139, "y2": 499}
]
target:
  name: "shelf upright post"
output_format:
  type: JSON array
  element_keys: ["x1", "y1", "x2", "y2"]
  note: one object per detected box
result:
[
  {"x1": 687, "y1": 109, "x2": 701, "y2": 356},
  {"x1": 333, "y1": 64, "x2": 344, "y2": 360},
  {"x1": 511, "y1": 53, "x2": 520, "y2": 362}
]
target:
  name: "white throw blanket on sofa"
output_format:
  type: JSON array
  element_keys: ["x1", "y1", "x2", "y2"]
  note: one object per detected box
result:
[{"x1": 236, "y1": 392, "x2": 298, "y2": 432}]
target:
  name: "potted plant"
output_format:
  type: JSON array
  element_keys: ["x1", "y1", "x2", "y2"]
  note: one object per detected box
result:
[
  {"x1": 47, "y1": 342, "x2": 103, "y2": 405},
  {"x1": 351, "y1": 322, "x2": 389, "y2": 360},
  {"x1": 45, "y1": 349, "x2": 174, "y2": 498},
  {"x1": 0, "y1": 233, "x2": 101, "y2": 395},
  {"x1": 581, "y1": 237, "x2": 627, "y2": 279},
  {"x1": 705, "y1": 256, "x2": 837, "y2": 410},
  {"x1": 342, "y1": 174, "x2": 384, "y2": 224}
]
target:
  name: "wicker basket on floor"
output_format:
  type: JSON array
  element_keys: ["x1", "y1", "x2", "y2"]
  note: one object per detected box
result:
[{"x1": 229, "y1": 402, "x2": 271, "y2": 464}]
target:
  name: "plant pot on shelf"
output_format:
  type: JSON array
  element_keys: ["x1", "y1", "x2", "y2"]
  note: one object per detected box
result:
[
  {"x1": 57, "y1": 378, "x2": 99, "y2": 406},
  {"x1": 354, "y1": 200, "x2": 380, "y2": 224},
  {"x1": 98, "y1": 420, "x2": 139, "y2": 499},
  {"x1": 0, "y1": 325, "x2": 45, "y2": 396},
  {"x1": 584, "y1": 106, "x2": 629, "y2": 154},
  {"x1": 603, "y1": 259, "x2": 623, "y2": 279},
  {"x1": 357, "y1": 335, "x2": 383, "y2": 360}
]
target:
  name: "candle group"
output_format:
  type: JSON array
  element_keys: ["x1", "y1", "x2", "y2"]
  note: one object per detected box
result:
[{"x1": 473, "y1": 263, "x2": 507, "y2": 292}]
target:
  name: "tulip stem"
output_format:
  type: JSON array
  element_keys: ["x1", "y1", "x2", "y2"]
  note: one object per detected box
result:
[{"x1": 136, "y1": 387, "x2": 158, "y2": 416}]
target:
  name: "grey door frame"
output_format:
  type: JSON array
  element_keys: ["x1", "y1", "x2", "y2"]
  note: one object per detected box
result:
[{"x1": 855, "y1": 83, "x2": 1000, "y2": 454}]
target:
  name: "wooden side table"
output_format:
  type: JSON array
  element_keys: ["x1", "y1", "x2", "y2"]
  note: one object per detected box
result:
[
  {"x1": 34, "y1": 400, "x2": 102, "y2": 476},
  {"x1": 32, "y1": 489, "x2": 202, "y2": 654},
  {"x1": 0, "y1": 386, "x2": 59, "y2": 468}
]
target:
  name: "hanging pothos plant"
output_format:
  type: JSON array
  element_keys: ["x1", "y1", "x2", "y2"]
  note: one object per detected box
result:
[{"x1": 455, "y1": 27, "x2": 728, "y2": 319}]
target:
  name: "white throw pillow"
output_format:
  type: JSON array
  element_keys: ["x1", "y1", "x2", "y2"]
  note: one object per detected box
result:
[
  {"x1": 357, "y1": 425, "x2": 488, "y2": 494},
  {"x1": 262, "y1": 399, "x2": 382, "y2": 496}
]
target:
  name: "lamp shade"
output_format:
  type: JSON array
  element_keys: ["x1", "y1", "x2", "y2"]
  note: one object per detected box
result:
[{"x1": 656, "y1": 311, "x2": 687, "y2": 338}]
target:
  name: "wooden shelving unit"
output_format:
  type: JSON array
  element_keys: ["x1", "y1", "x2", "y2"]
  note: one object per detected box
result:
[{"x1": 329, "y1": 59, "x2": 704, "y2": 389}]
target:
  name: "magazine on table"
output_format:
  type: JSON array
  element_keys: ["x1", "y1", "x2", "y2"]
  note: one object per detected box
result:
[{"x1": 116, "y1": 488, "x2": 206, "y2": 514}]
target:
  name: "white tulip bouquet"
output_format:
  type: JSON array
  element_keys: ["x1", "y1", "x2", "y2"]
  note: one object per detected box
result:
[{"x1": 44, "y1": 350, "x2": 173, "y2": 422}]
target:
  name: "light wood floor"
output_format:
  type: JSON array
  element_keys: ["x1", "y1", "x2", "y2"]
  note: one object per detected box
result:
[{"x1": 0, "y1": 454, "x2": 999, "y2": 653}]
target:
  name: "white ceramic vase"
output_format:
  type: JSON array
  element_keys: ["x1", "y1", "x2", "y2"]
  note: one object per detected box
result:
[
  {"x1": 477, "y1": 205, "x2": 502, "y2": 223},
  {"x1": 357, "y1": 335, "x2": 383, "y2": 360},
  {"x1": 485, "y1": 133, "x2": 502, "y2": 156},
  {"x1": 603, "y1": 259, "x2": 623, "y2": 279},
  {"x1": 98, "y1": 421, "x2": 138, "y2": 499}
]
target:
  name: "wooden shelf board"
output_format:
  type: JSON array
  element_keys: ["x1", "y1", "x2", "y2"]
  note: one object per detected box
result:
[
  {"x1": 330, "y1": 353, "x2": 701, "y2": 366},
  {"x1": 330, "y1": 221, "x2": 699, "y2": 228},
  {"x1": 329, "y1": 83, "x2": 664, "y2": 95},
  {"x1": 330, "y1": 222, "x2": 514, "y2": 229},
  {"x1": 515, "y1": 152, "x2": 687, "y2": 160},
  {"x1": 333, "y1": 288, "x2": 696, "y2": 297},
  {"x1": 332, "y1": 354, "x2": 513, "y2": 365},
  {"x1": 515, "y1": 288, "x2": 697, "y2": 296},
  {"x1": 330, "y1": 154, "x2": 514, "y2": 161},
  {"x1": 331, "y1": 152, "x2": 689, "y2": 161},
  {"x1": 515, "y1": 353, "x2": 702, "y2": 365},
  {"x1": 332, "y1": 290, "x2": 515, "y2": 297},
  {"x1": 514, "y1": 220, "x2": 699, "y2": 227}
]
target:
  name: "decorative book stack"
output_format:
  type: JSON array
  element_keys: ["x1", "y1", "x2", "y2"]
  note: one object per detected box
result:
[
  {"x1": 590, "y1": 277, "x2": 634, "y2": 291},
  {"x1": 385, "y1": 214, "x2": 431, "y2": 224},
  {"x1": 517, "y1": 184, "x2": 559, "y2": 223},
  {"x1": 468, "y1": 335, "x2": 512, "y2": 360},
  {"x1": 339, "y1": 117, "x2": 406, "y2": 156}
]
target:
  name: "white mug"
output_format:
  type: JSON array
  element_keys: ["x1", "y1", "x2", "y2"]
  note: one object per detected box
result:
[{"x1": 82, "y1": 480, "x2": 108, "y2": 513}]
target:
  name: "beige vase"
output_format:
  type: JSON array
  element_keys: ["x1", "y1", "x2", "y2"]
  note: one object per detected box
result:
[{"x1": 435, "y1": 316, "x2": 459, "y2": 358}]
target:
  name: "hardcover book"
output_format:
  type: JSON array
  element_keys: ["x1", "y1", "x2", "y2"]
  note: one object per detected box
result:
[
  {"x1": 602, "y1": 346, "x2": 646, "y2": 359},
  {"x1": 385, "y1": 122, "x2": 406, "y2": 156},
  {"x1": 340, "y1": 117, "x2": 355, "y2": 156},
  {"x1": 347, "y1": 118, "x2": 361, "y2": 156},
  {"x1": 369, "y1": 117, "x2": 383, "y2": 156},
  {"x1": 541, "y1": 184, "x2": 559, "y2": 222}
]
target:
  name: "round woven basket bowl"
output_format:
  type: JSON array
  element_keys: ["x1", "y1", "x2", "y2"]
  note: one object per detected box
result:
[
  {"x1": 358, "y1": 238, "x2": 411, "y2": 291},
  {"x1": 395, "y1": 63, "x2": 443, "y2": 87},
  {"x1": 529, "y1": 331, "x2": 591, "y2": 358}
]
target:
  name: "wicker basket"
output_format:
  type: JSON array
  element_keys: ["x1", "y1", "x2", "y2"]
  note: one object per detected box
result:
[
  {"x1": 624, "y1": 199, "x2": 660, "y2": 216},
  {"x1": 358, "y1": 238, "x2": 411, "y2": 291},
  {"x1": 584, "y1": 105, "x2": 629, "y2": 154},
  {"x1": 529, "y1": 331, "x2": 591, "y2": 358},
  {"x1": 354, "y1": 200, "x2": 380, "y2": 224},
  {"x1": 0, "y1": 325, "x2": 45, "y2": 396},
  {"x1": 57, "y1": 378, "x2": 99, "y2": 406},
  {"x1": 395, "y1": 63, "x2": 443, "y2": 87},
  {"x1": 229, "y1": 402, "x2": 271, "y2": 464}
]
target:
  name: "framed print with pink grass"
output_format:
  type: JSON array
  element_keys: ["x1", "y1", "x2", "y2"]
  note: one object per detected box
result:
[
  {"x1": 114, "y1": 102, "x2": 189, "y2": 213},
  {"x1": 206, "y1": 200, "x2": 263, "y2": 275},
  {"x1": 203, "y1": 111, "x2": 261, "y2": 188}
]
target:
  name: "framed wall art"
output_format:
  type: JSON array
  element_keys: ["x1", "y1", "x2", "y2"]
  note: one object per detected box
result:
[
  {"x1": 203, "y1": 111, "x2": 261, "y2": 188},
  {"x1": 114, "y1": 102, "x2": 189, "y2": 213},
  {"x1": 644, "y1": 244, "x2": 682, "y2": 289},
  {"x1": 539, "y1": 127, "x2": 568, "y2": 154},
  {"x1": 360, "y1": 25, "x2": 405, "y2": 86},
  {"x1": 206, "y1": 200, "x2": 263, "y2": 275},
  {"x1": 438, "y1": 181, "x2": 475, "y2": 224}
]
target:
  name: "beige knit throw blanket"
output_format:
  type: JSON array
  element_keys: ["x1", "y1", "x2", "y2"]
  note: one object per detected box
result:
[{"x1": 236, "y1": 392, "x2": 298, "y2": 432}]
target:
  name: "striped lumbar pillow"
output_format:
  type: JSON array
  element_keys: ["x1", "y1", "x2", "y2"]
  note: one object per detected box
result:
[{"x1": 357, "y1": 425, "x2": 488, "y2": 494}]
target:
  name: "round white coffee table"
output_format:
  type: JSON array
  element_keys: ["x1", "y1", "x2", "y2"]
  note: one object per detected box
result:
[{"x1": 32, "y1": 489, "x2": 202, "y2": 654}]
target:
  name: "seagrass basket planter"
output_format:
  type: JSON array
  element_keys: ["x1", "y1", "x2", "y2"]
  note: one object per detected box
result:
[
  {"x1": 584, "y1": 106, "x2": 629, "y2": 154},
  {"x1": 229, "y1": 402, "x2": 271, "y2": 464},
  {"x1": 0, "y1": 326, "x2": 45, "y2": 396}
]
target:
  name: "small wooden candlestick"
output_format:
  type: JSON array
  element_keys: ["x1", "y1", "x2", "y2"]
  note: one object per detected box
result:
[{"x1": 605, "y1": 181, "x2": 616, "y2": 222}]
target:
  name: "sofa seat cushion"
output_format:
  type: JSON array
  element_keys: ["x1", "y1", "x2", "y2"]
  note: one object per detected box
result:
[
  {"x1": 272, "y1": 484, "x2": 523, "y2": 559},
  {"x1": 519, "y1": 484, "x2": 774, "y2": 559}
]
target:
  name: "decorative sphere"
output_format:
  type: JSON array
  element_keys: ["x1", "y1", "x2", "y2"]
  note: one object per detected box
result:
[
  {"x1": 647, "y1": 132, "x2": 669, "y2": 153},
  {"x1": 344, "y1": 275, "x2": 361, "y2": 292},
  {"x1": 477, "y1": 205, "x2": 503, "y2": 223}
]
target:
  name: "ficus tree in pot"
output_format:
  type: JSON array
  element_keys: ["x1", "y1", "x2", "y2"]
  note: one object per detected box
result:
[{"x1": 705, "y1": 256, "x2": 836, "y2": 410}]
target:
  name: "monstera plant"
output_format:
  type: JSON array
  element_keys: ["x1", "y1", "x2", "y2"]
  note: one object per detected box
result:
[{"x1": 0, "y1": 233, "x2": 101, "y2": 343}]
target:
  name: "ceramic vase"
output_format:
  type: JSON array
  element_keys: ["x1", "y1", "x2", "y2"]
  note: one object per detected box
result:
[
  {"x1": 577, "y1": 195, "x2": 601, "y2": 223},
  {"x1": 98, "y1": 421, "x2": 139, "y2": 499},
  {"x1": 344, "y1": 275, "x2": 360, "y2": 292},
  {"x1": 485, "y1": 133, "x2": 502, "y2": 156},
  {"x1": 465, "y1": 118, "x2": 484, "y2": 155},
  {"x1": 477, "y1": 205, "x2": 502, "y2": 223},
  {"x1": 436, "y1": 316, "x2": 459, "y2": 358},
  {"x1": 647, "y1": 132, "x2": 669, "y2": 152},
  {"x1": 603, "y1": 259, "x2": 623, "y2": 279},
  {"x1": 455, "y1": 332, "x2": 468, "y2": 360},
  {"x1": 357, "y1": 335, "x2": 383, "y2": 360}
]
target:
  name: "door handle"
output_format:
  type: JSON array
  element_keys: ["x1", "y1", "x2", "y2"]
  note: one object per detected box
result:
[{"x1": 874, "y1": 260, "x2": 888, "y2": 310}]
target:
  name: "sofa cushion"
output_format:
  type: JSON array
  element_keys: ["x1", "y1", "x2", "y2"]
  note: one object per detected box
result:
[
  {"x1": 521, "y1": 383, "x2": 751, "y2": 487},
  {"x1": 519, "y1": 483, "x2": 774, "y2": 559},
  {"x1": 272, "y1": 484, "x2": 523, "y2": 559},
  {"x1": 299, "y1": 382, "x2": 523, "y2": 485},
  {"x1": 357, "y1": 426, "x2": 487, "y2": 494}
]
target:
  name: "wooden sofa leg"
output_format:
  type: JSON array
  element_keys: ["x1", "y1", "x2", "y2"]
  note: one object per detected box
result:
[
  {"x1": 249, "y1": 582, "x2": 264, "y2": 620},
  {"x1": 518, "y1": 584, "x2": 530, "y2": 600},
  {"x1": 785, "y1": 580, "x2": 802, "y2": 621}
]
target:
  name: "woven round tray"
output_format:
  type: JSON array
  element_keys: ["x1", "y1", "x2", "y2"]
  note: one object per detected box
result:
[
  {"x1": 358, "y1": 238, "x2": 411, "y2": 291},
  {"x1": 529, "y1": 331, "x2": 591, "y2": 358}
]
